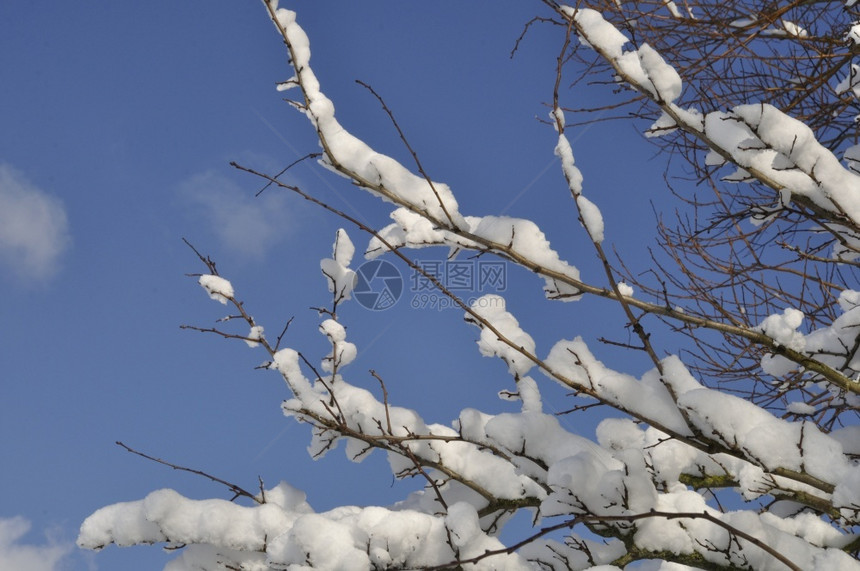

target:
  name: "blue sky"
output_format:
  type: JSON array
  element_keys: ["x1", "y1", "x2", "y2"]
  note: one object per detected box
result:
[{"x1": 1, "y1": 2, "x2": 669, "y2": 569}]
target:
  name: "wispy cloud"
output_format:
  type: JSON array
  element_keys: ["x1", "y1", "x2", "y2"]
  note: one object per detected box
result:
[
  {"x1": 0, "y1": 517, "x2": 72, "y2": 571},
  {"x1": 0, "y1": 164, "x2": 71, "y2": 283},
  {"x1": 179, "y1": 169, "x2": 298, "y2": 261}
]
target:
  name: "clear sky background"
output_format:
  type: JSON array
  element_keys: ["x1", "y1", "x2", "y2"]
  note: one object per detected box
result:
[{"x1": 1, "y1": 2, "x2": 671, "y2": 569}]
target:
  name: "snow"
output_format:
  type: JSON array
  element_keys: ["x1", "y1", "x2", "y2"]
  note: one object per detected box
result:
[
  {"x1": 553, "y1": 111, "x2": 605, "y2": 244},
  {"x1": 845, "y1": 143, "x2": 860, "y2": 174},
  {"x1": 544, "y1": 337, "x2": 691, "y2": 435},
  {"x1": 272, "y1": 505, "x2": 526, "y2": 569},
  {"x1": 577, "y1": 196, "x2": 604, "y2": 243},
  {"x1": 838, "y1": 66, "x2": 860, "y2": 119},
  {"x1": 662, "y1": 0, "x2": 682, "y2": 18},
  {"x1": 635, "y1": 44, "x2": 683, "y2": 103},
  {"x1": 553, "y1": 121, "x2": 584, "y2": 195},
  {"x1": 616, "y1": 281, "x2": 633, "y2": 297},
  {"x1": 646, "y1": 106, "x2": 704, "y2": 138},
  {"x1": 677, "y1": 387, "x2": 855, "y2": 487},
  {"x1": 571, "y1": 10, "x2": 681, "y2": 103},
  {"x1": 319, "y1": 318, "x2": 357, "y2": 371},
  {"x1": 787, "y1": 401, "x2": 816, "y2": 415},
  {"x1": 730, "y1": 16, "x2": 757, "y2": 28},
  {"x1": 514, "y1": 376, "x2": 542, "y2": 413},
  {"x1": 568, "y1": 8, "x2": 629, "y2": 59},
  {"x1": 633, "y1": 490, "x2": 709, "y2": 554},
  {"x1": 762, "y1": 20, "x2": 808, "y2": 38},
  {"x1": 469, "y1": 216, "x2": 582, "y2": 300},
  {"x1": 331, "y1": 228, "x2": 355, "y2": 267},
  {"x1": 831, "y1": 425, "x2": 860, "y2": 455},
  {"x1": 79, "y1": 486, "x2": 528, "y2": 570},
  {"x1": 459, "y1": 409, "x2": 620, "y2": 482},
  {"x1": 755, "y1": 290, "x2": 860, "y2": 390},
  {"x1": 761, "y1": 353, "x2": 798, "y2": 377},
  {"x1": 572, "y1": 5, "x2": 860, "y2": 249},
  {"x1": 519, "y1": 537, "x2": 626, "y2": 570},
  {"x1": 848, "y1": 22, "x2": 860, "y2": 44},
  {"x1": 244, "y1": 325, "x2": 264, "y2": 348},
  {"x1": 704, "y1": 149, "x2": 726, "y2": 166},
  {"x1": 269, "y1": 347, "x2": 314, "y2": 398},
  {"x1": 368, "y1": 208, "x2": 583, "y2": 301},
  {"x1": 444, "y1": 502, "x2": 482, "y2": 547},
  {"x1": 645, "y1": 110, "x2": 679, "y2": 137},
  {"x1": 365, "y1": 207, "x2": 468, "y2": 258},
  {"x1": 680, "y1": 390, "x2": 798, "y2": 469},
  {"x1": 597, "y1": 420, "x2": 697, "y2": 486},
  {"x1": 321, "y1": 229, "x2": 357, "y2": 303},
  {"x1": 271, "y1": 6, "x2": 467, "y2": 230},
  {"x1": 197, "y1": 274, "x2": 234, "y2": 304},
  {"x1": 319, "y1": 318, "x2": 346, "y2": 343},
  {"x1": 756, "y1": 307, "x2": 806, "y2": 351},
  {"x1": 701, "y1": 103, "x2": 860, "y2": 228},
  {"x1": 543, "y1": 449, "x2": 657, "y2": 518},
  {"x1": 465, "y1": 294, "x2": 536, "y2": 378}
]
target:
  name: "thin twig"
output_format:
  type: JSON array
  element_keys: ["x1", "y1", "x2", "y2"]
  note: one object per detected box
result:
[{"x1": 115, "y1": 441, "x2": 261, "y2": 504}]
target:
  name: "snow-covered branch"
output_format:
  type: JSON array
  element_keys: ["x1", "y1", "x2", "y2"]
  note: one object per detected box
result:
[{"x1": 79, "y1": 3, "x2": 860, "y2": 570}]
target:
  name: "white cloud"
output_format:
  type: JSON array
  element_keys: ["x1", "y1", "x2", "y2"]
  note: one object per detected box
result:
[
  {"x1": 0, "y1": 164, "x2": 71, "y2": 282},
  {"x1": 0, "y1": 516, "x2": 72, "y2": 571},
  {"x1": 180, "y1": 169, "x2": 297, "y2": 260}
]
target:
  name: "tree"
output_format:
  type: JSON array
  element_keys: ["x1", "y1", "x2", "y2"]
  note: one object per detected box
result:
[
  {"x1": 552, "y1": 0, "x2": 860, "y2": 426},
  {"x1": 78, "y1": 2, "x2": 860, "y2": 570},
  {"x1": 560, "y1": 0, "x2": 860, "y2": 151}
]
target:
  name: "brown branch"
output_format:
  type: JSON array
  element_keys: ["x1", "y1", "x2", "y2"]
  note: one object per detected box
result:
[
  {"x1": 228, "y1": 163, "x2": 842, "y2": 511},
  {"x1": 429, "y1": 509, "x2": 803, "y2": 571}
]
